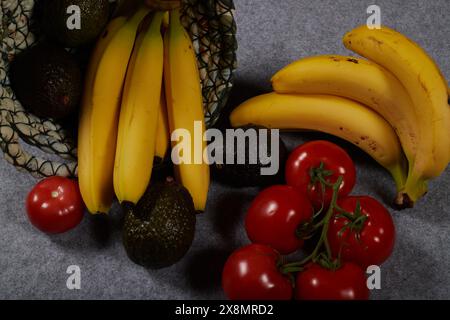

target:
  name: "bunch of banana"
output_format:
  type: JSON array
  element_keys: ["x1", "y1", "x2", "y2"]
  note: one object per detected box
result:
[
  {"x1": 78, "y1": 7, "x2": 150, "y2": 214},
  {"x1": 230, "y1": 25, "x2": 449, "y2": 208},
  {"x1": 343, "y1": 26, "x2": 450, "y2": 207},
  {"x1": 78, "y1": 7, "x2": 209, "y2": 213}
]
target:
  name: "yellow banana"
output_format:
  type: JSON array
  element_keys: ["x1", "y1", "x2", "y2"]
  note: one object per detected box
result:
[
  {"x1": 163, "y1": 11, "x2": 169, "y2": 29},
  {"x1": 155, "y1": 90, "x2": 170, "y2": 160},
  {"x1": 78, "y1": 7, "x2": 150, "y2": 214},
  {"x1": 343, "y1": 25, "x2": 449, "y2": 206},
  {"x1": 114, "y1": 12, "x2": 164, "y2": 205},
  {"x1": 447, "y1": 86, "x2": 450, "y2": 159},
  {"x1": 230, "y1": 93, "x2": 407, "y2": 190},
  {"x1": 77, "y1": 16, "x2": 127, "y2": 212},
  {"x1": 164, "y1": 9, "x2": 210, "y2": 211}
]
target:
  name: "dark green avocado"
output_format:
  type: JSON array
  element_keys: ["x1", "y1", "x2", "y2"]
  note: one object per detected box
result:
[
  {"x1": 9, "y1": 42, "x2": 82, "y2": 120},
  {"x1": 41, "y1": 0, "x2": 110, "y2": 48},
  {"x1": 213, "y1": 126, "x2": 288, "y2": 187},
  {"x1": 123, "y1": 179, "x2": 196, "y2": 269}
]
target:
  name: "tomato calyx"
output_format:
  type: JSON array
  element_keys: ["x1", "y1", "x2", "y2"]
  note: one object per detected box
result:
[
  {"x1": 308, "y1": 161, "x2": 334, "y2": 216},
  {"x1": 335, "y1": 200, "x2": 368, "y2": 241},
  {"x1": 309, "y1": 162, "x2": 334, "y2": 188}
]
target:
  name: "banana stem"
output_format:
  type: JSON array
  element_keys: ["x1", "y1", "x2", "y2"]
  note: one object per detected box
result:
[
  {"x1": 387, "y1": 162, "x2": 408, "y2": 193},
  {"x1": 394, "y1": 174, "x2": 428, "y2": 209}
]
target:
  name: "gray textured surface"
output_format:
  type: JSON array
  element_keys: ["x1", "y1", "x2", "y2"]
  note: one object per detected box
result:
[{"x1": 1, "y1": 0, "x2": 449, "y2": 300}]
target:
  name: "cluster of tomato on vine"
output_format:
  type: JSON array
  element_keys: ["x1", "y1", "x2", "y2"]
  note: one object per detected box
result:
[{"x1": 221, "y1": 140, "x2": 395, "y2": 300}]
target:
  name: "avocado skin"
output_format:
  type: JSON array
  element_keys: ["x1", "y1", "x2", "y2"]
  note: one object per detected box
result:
[
  {"x1": 10, "y1": 42, "x2": 82, "y2": 120},
  {"x1": 42, "y1": 0, "x2": 110, "y2": 48},
  {"x1": 213, "y1": 127, "x2": 288, "y2": 187},
  {"x1": 123, "y1": 180, "x2": 196, "y2": 269}
]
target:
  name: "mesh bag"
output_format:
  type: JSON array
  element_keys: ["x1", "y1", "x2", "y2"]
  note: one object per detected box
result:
[{"x1": 0, "y1": 0, "x2": 237, "y2": 178}]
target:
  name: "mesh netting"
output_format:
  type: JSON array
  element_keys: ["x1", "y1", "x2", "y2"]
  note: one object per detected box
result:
[{"x1": 0, "y1": 0, "x2": 237, "y2": 178}]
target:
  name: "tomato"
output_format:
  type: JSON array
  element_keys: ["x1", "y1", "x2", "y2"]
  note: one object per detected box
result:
[
  {"x1": 285, "y1": 141, "x2": 356, "y2": 211},
  {"x1": 26, "y1": 176, "x2": 84, "y2": 234},
  {"x1": 296, "y1": 262, "x2": 369, "y2": 300},
  {"x1": 327, "y1": 196, "x2": 395, "y2": 269},
  {"x1": 222, "y1": 244, "x2": 293, "y2": 300},
  {"x1": 245, "y1": 185, "x2": 313, "y2": 254}
]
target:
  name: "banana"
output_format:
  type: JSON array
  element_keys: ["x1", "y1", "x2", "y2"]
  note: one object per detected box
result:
[
  {"x1": 155, "y1": 90, "x2": 170, "y2": 160},
  {"x1": 230, "y1": 93, "x2": 407, "y2": 190},
  {"x1": 78, "y1": 7, "x2": 150, "y2": 214},
  {"x1": 343, "y1": 25, "x2": 450, "y2": 206},
  {"x1": 164, "y1": 9, "x2": 210, "y2": 211},
  {"x1": 163, "y1": 11, "x2": 170, "y2": 29},
  {"x1": 271, "y1": 55, "x2": 419, "y2": 200},
  {"x1": 77, "y1": 16, "x2": 127, "y2": 213},
  {"x1": 114, "y1": 12, "x2": 164, "y2": 205}
]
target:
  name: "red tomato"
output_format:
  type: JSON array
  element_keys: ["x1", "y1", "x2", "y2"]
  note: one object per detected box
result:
[
  {"x1": 328, "y1": 196, "x2": 395, "y2": 269},
  {"x1": 26, "y1": 176, "x2": 84, "y2": 234},
  {"x1": 245, "y1": 185, "x2": 313, "y2": 254},
  {"x1": 296, "y1": 262, "x2": 369, "y2": 300},
  {"x1": 222, "y1": 244, "x2": 293, "y2": 300},
  {"x1": 285, "y1": 141, "x2": 356, "y2": 211}
]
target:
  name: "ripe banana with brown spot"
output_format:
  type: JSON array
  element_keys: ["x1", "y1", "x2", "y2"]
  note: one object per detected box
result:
[
  {"x1": 343, "y1": 25, "x2": 450, "y2": 207},
  {"x1": 230, "y1": 93, "x2": 407, "y2": 191}
]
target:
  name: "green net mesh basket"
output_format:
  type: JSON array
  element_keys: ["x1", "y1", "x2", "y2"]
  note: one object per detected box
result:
[{"x1": 0, "y1": 0, "x2": 237, "y2": 178}]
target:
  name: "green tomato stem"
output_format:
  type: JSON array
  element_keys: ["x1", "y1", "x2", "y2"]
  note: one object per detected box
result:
[{"x1": 282, "y1": 175, "x2": 343, "y2": 271}]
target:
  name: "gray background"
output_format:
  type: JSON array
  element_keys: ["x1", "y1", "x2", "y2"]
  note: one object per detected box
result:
[{"x1": 0, "y1": 0, "x2": 449, "y2": 299}]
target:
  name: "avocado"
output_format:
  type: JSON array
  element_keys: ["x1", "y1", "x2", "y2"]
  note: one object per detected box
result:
[
  {"x1": 10, "y1": 42, "x2": 82, "y2": 120},
  {"x1": 41, "y1": 0, "x2": 110, "y2": 48},
  {"x1": 213, "y1": 126, "x2": 288, "y2": 187},
  {"x1": 123, "y1": 178, "x2": 196, "y2": 269}
]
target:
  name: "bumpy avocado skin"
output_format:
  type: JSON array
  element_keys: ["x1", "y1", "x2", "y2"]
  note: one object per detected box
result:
[
  {"x1": 213, "y1": 126, "x2": 288, "y2": 187},
  {"x1": 10, "y1": 42, "x2": 82, "y2": 120},
  {"x1": 42, "y1": 0, "x2": 110, "y2": 48},
  {"x1": 123, "y1": 181, "x2": 196, "y2": 269}
]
